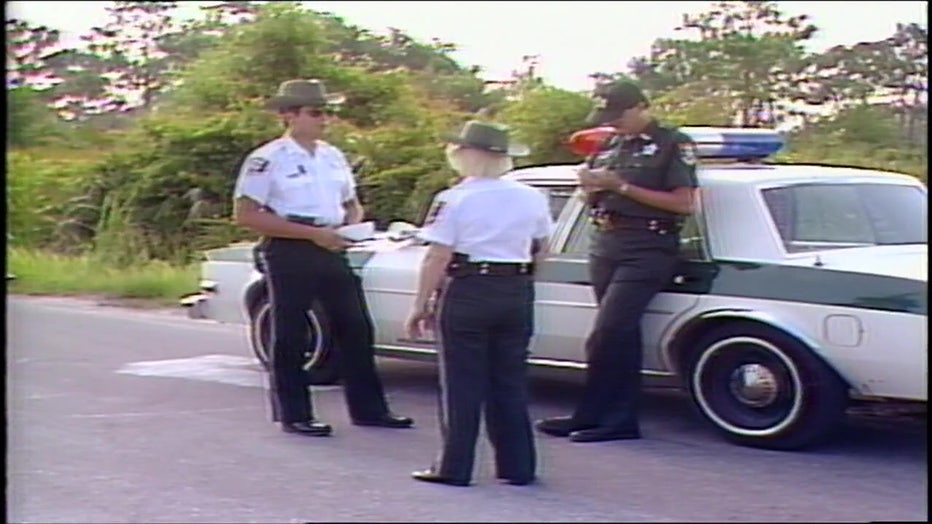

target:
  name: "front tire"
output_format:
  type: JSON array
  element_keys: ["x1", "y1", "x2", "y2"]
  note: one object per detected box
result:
[
  {"x1": 685, "y1": 323, "x2": 848, "y2": 450},
  {"x1": 248, "y1": 290, "x2": 339, "y2": 386}
]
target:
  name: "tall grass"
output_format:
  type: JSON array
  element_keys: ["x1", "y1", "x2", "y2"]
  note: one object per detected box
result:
[
  {"x1": 92, "y1": 192, "x2": 152, "y2": 267},
  {"x1": 7, "y1": 247, "x2": 199, "y2": 306}
]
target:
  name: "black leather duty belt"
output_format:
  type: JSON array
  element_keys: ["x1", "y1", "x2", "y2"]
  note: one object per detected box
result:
[
  {"x1": 284, "y1": 214, "x2": 328, "y2": 227},
  {"x1": 447, "y1": 253, "x2": 534, "y2": 277},
  {"x1": 589, "y1": 210, "x2": 679, "y2": 235}
]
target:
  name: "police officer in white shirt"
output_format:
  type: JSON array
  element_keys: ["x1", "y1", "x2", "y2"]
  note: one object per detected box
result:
[
  {"x1": 233, "y1": 79, "x2": 412, "y2": 437},
  {"x1": 405, "y1": 121, "x2": 554, "y2": 487}
]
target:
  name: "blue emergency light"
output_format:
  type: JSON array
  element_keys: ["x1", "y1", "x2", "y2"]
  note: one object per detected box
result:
[{"x1": 679, "y1": 127, "x2": 785, "y2": 160}]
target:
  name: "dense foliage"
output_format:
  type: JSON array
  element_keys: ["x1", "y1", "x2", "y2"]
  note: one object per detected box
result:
[{"x1": 6, "y1": 1, "x2": 927, "y2": 264}]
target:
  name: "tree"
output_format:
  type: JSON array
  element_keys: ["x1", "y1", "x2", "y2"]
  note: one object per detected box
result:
[
  {"x1": 629, "y1": 1, "x2": 817, "y2": 127},
  {"x1": 797, "y1": 22, "x2": 927, "y2": 142},
  {"x1": 80, "y1": 1, "x2": 179, "y2": 111},
  {"x1": 778, "y1": 104, "x2": 927, "y2": 182},
  {"x1": 42, "y1": 49, "x2": 113, "y2": 120},
  {"x1": 314, "y1": 13, "x2": 495, "y2": 112},
  {"x1": 165, "y1": 2, "x2": 331, "y2": 112},
  {"x1": 497, "y1": 86, "x2": 593, "y2": 165},
  {"x1": 7, "y1": 87, "x2": 62, "y2": 147},
  {"x1": 651, "y1": 82, "x2": 738, "y2": 127},
  {"x1": 5, "y1": 18, "x2": 63, "y2": 88},
  {"x1": 156, "y1": 1, "x2": 260, "y2": 75},
  {"x1": 886, "y1": 23, "x2": 928, "y2": 145}
]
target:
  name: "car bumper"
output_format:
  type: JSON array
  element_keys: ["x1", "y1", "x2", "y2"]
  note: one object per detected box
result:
[{"x1": 178, "y1": 280, "x2": 218, "y2": 319}]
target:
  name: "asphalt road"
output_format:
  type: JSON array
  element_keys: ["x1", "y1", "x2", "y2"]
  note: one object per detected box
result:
[{"x1": 6, "y1": 296, "x2": 928, "y2": 523}]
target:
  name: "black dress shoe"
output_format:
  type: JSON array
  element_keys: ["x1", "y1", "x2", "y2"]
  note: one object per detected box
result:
[
  {"x1": 568, "y1": 427, "x2": 641, "y2": 443},
  {"x1": 411, "y1": 469, "x2": 470, "y2": 487},
  {"x1": 535, "y1": 416, "x2": 594, "y2": 437},
  {"x1": 280, "y1": 420, "x2": 332, "y2": 437},
  {"x1": 352, "y1": 413, "x2": 414, "y2": 428},
  {"x1": 497, "y1": 476, "x2": 537, "y2": 486}
]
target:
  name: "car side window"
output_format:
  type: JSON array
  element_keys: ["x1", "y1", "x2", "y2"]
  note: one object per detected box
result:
[
  {"x1": 534, "y1": 185, "x2": 576, "y2": 220},
  {"x1": 793, "y1": 185, "x2": 875, "y2": 243},
  {"x1": 760, "y1": 183, "x2": 924, "y2": 252}
]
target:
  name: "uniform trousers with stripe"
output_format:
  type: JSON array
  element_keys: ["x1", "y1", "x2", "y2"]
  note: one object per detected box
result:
[
  {"x1": 261, "y1": 238, "x2": 390, "y2": 424},
  {"x1": 570, "y1": 245, "x2": 679, "y2": 432},
  {"x1": 433, "y1": 273, "x2": 537, "y2": 483}
]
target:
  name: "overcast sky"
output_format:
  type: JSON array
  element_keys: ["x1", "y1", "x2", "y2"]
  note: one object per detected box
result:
[{"x1": 8, "y1": 1, "x2": 928, "y2": 92}]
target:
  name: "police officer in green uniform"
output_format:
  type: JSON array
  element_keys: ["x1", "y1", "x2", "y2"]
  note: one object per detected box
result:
[{"x1": 536, "y1": 81, "x2": 699, "y2": 443}]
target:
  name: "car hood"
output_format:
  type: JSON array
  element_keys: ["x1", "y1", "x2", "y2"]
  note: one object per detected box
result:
[
  {"x1": 788, "y1": 244, "x2": 928, "y2": 282},
  {"x1": 202, "y1": 231, "x2": 412, "y2": 263}
]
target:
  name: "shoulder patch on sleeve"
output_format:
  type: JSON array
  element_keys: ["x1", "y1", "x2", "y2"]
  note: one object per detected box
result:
[
  {"x1": 677, "y1": 141, "x2": 698, "y2": 166},
  {"x1": 246, "y1": 157, "x2": 270, "y2": 176},
  {"x1": 424, "y1": 199, "x2": 447, "y2": 225}
]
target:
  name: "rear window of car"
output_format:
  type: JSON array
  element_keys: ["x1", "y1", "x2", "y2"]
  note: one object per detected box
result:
[{"x1": 761, "y1": 182, "x2": 928, "y2": 253}]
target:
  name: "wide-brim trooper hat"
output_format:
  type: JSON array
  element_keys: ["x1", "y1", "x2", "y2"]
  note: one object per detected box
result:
[
  {"x1": 264, "y1": 79, "x2": 346, "y2": 110},
  {"x1": 444, "y1": 120, "x2": 530, "y2": 157},
  {"x1": 586, "y1": 80, "x2": 649, "y2": 125}
]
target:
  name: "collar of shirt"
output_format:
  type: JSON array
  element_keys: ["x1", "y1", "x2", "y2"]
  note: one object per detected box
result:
[
  {"x1": 458, "y1": 176, "x2": 504, "y2": 186},
  {"x1": 281, "y1": 135, "x2": 327, "y2": 158},
  {"x1": 620, "y1": 120, "x2": 660, "y2": 144}
]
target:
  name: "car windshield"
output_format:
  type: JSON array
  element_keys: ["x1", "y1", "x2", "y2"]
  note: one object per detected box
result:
[{"x1": 761, "y1": 182, "x2": 928, "y2": 253}]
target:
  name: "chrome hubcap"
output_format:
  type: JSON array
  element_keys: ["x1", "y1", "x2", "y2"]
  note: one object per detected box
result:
[{"x1": 728, "y1": 363, "x2": 779, "y2": 408}]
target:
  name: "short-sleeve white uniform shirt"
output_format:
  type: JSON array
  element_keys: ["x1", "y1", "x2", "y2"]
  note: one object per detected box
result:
[
  {"x1": 233, "y1": 136, "x2": 357, "y2": 225},
  {"x1": 418, "y1": 177, "x2": 554, "y2": 263}
]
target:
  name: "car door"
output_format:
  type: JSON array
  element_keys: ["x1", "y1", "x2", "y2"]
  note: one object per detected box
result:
[
  {"x1": 531, "y1": 196, "x2": 709, "y2": 372},
  {"x1": 200, "y1": 244, "x2": 261, "y2": 325}
]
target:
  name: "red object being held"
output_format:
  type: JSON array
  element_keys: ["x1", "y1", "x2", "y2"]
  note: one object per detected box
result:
[{"x1": 566, "y1": 126, "x2": 616, "y2": 157}]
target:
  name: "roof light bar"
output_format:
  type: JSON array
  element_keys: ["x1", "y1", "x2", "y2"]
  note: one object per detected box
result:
[
  {"x1": 680, "y1": 127, "x2": 785, "y2": 160},
  {"x1": 566, "y1": 126, "x2": 785, "y2": 160}
]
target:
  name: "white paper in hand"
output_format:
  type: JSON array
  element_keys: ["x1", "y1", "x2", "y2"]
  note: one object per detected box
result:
[{"x1": 337, "y1": 221, "x2": 375, "y2": 242}]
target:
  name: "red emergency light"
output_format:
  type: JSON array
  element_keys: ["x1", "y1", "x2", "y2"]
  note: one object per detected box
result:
[{"x1": 566, "y1": 126, "x2": 616, "y2": 156}]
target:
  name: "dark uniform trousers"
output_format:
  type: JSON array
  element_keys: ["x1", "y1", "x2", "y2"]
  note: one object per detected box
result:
[
  {"x1": 571, "y1": 244, "x2": 679, "y2": 432},
  {"x1": 435, "y1": 274, "x2": 536, "y2": 483},
  {"x1": 261, "y1": 238, "x2": 389, "y2": 424}
]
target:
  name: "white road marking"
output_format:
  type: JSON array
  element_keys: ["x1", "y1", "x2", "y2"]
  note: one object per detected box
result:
[
  {"x1": 115, "y1": 354, "x2": 341, "y2": 391},
  {"x1": 66, "y1": 406, "x2": 264, "y2": 419}
]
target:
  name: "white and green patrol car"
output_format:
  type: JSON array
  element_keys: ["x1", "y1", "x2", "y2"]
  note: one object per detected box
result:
[{"x1": 181, "y1": 128, "x2": 927, "y2": 450}]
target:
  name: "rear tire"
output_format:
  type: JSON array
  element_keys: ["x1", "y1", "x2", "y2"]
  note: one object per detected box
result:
[
  {"x1": 247, "y1": 289, "x2": 339, "y2": 386},
  {"x1": 685, "y1": 323, "x2": 848, "y2": 450}
]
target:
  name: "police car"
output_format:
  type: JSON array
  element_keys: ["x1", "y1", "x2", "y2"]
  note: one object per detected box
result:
[{"x1": 181, "y1": 127, "x2": 927, "y2": 450}]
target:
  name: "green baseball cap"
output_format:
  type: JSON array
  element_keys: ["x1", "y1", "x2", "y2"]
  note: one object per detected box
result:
[{"x1": 586, "y1": 81, "x2": 648, "y2": 125}]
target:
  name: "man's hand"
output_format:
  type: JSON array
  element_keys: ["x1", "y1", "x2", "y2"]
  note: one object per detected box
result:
[
  {"x1": 577, "y1": 166, "x2": 623, "y2": 192},
  {"x1": 307, "y1": 227, "x2": 351, "y2": 252},
  {"x1": 404, "y1": 301, "x2": 436, "y2": 340}
]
